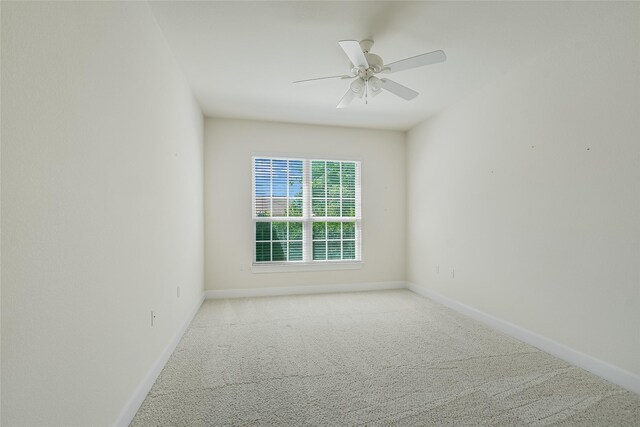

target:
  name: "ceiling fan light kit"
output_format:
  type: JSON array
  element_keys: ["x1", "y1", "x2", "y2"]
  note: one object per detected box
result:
[{"x1": 294, "y1": 39, "x2": 446, "y2": 108}]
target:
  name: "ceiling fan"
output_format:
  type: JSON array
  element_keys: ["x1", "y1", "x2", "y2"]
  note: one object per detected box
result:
[{"x1": 293, "y1": 39, "x2": 446, "y2": 108}]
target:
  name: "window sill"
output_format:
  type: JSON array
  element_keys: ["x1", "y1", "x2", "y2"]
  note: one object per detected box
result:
[{"x1": 251, "y1": 261, "x2": 363, "y2": 274}]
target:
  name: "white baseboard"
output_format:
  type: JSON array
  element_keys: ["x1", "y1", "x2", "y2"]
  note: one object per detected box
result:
[
  {"x1": 114, "y1": 293, "x2": 205, "y2": 427},
  {"x1": 205, "y1": 281, "x2": 406, "y2": 299},
  {"x1": 407, "y1": 282, "x2": 640, "y2": 395}
]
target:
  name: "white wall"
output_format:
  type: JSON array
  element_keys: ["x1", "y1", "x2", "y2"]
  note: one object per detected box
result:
[
  {"x1": 1, "y1": 2, "x2": 204, "y2": 425},
  {"x1": 205, "y1": 118, "x2": 405, "y2": 290},
  {"x1": 406, "y1": 4, "x2": 639, "y2": 376}
]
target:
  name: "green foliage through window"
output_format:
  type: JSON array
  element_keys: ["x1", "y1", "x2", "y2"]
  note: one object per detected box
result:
[
  {"x1": 311, "y1": 160, "x2": 357, "y2": 219},
  {"x1": 255, "y1": 221, "x2": 303, "y2": 262},
  {"x1": 311, "y1": 221, "x2": 356, "y2": 261}
]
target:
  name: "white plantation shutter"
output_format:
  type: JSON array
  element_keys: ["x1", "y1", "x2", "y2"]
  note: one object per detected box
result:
[{"x1": 252, "y1": 156, "x2": 361, "y2": 264}]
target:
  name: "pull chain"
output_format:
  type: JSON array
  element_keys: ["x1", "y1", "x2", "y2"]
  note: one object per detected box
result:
[{"x1": 365, "y1": 79, "x2": 368, "y2": 105}]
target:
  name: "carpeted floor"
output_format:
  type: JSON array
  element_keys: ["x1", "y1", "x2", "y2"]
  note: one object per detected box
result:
[{"x1": 131, "y1": 289, "x2": 640, "y2": 426}]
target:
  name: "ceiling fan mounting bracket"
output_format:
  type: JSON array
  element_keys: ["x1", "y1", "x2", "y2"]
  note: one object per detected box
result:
[{"x1": 359, "y1": 39, "x2": 374, "y2": 53}]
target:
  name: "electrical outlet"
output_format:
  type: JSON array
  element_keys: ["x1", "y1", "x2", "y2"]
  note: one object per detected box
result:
[
  {"x1": 151, "y1": 310, "x2": 157, "y2": 327},
  {"x1": 177, "y1": 286, "x2": 180, "y2": 298}
]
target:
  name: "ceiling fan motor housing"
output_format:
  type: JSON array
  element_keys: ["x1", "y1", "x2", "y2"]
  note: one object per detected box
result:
[
  {"x1": 364, "y1": 53, "x2": 383, "y2": 73},
  {"x1": 352, "y1": 53, "x2": 384, "y2": 76}
]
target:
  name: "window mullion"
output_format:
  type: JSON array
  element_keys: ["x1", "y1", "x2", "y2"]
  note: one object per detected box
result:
[
  {"x1": 303, "y1": 159, "x2": 312, "y2": 262},
  {"x1": 324, "y1": 161, "x2": 328, "y2": 220},
  {"x1": 269, "y1": 160, "x2": 273, "y2": 220},
  {"x1": 339, "y1": 161, "x2": 343, "y2": 219}
]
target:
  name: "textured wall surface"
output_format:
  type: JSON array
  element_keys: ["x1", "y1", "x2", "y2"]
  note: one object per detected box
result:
[
  {"x1": 406, "y1": 4, "x2": 640, "y2": 376},
  {"x1": 1, "y1": 2, "x2": 204, "y2": 425}
]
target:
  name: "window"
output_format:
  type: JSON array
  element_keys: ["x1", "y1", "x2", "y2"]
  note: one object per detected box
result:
[{"x1": 252, "y1": 156, "x2": 361, "y2": 266}]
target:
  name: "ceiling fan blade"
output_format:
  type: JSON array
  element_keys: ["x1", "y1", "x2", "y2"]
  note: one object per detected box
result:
[
  {"x1": 338, "y1": 40, "x2": 369, "y2": 69},
  {"x1": 384, "y1": 50, "x2": 446, "y2": 73},
  {"x1": 379, "y1": 78, "x2": 419, "y2": 100},
  {"x1": 293, "y1": 75, "x2": 354, "y2": 84},
  {"x1": 336, "y1": 88, "x2": 356, "y2": 108}
]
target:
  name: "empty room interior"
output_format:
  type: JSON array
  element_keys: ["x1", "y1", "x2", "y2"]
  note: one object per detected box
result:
[{"x1": 1, "y1": 1, "x2": 639, "y2": 426}]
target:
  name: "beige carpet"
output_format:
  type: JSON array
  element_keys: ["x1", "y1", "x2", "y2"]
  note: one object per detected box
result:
[{"x1": 131, "y1": 289, "x2": 640, "y2": 426}]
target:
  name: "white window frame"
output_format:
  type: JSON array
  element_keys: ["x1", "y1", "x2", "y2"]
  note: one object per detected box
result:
[{"x1": 251, "y1": 155, "x2": 363, "y2": 273}]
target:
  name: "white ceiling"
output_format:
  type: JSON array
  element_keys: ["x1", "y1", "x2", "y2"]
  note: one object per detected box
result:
[{"x1": 149, "y1": 1, "x2": 613, "y2": 131}]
